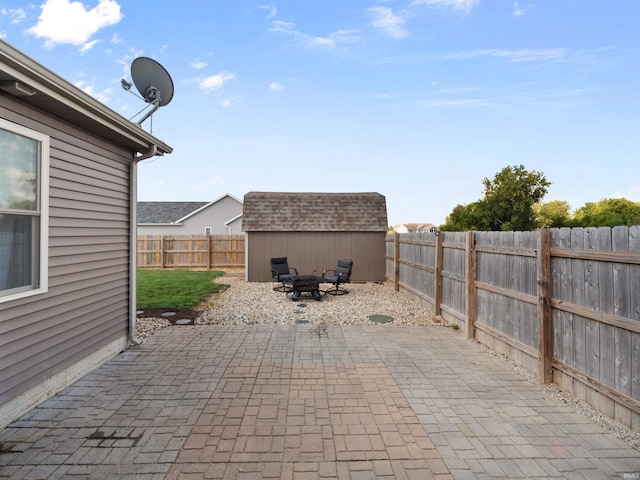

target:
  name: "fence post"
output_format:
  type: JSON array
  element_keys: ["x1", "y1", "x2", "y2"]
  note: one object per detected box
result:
[
  {"x1": 465, "y1": 231, "x2": 476, "y2": 339},
  {"x1": 537, "y1": 228, "x2": 552, "y2": 384},
  {"x1": 207, "y1": 235, "x2": 212, "y2": 269},
  {"x1": 434, "y1": 232, "x2": 443, "y2": 316},
  {"x1": 394, "y1": 231, "x2": 400, "y2": 291},
  {"x1": 160, "y1": 235, "x2": 165, "y2": 269},
  {"x1": 232, "y1": 236, "x2": 238, "y2": 268}
]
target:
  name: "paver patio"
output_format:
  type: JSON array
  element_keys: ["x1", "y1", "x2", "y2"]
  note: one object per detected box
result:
[{"x1": 1, "y1": 324, "x2": 638, "y2": 479}]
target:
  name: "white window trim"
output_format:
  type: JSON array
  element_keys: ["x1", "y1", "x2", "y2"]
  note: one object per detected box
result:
[{"x1": 0, "y1": 119, "x2": 49, "y2": 303}]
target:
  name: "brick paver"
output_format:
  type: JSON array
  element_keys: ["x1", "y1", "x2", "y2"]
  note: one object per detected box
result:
[{"x1": 1, "y1": 324, "x2": 638, "y2": 479}]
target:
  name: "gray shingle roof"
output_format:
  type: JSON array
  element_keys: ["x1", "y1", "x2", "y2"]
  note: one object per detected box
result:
[
  {"x1": 137, "y1": 202, "x2": 208, "y2": 224},
  {"x1": 242, "y1": 192, "x2": 388, "y2": 232}
]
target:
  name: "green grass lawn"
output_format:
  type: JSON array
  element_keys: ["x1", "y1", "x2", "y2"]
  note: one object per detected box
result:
[{"x1": 137, "y1": 270, "x2": 228, "y2": 309}]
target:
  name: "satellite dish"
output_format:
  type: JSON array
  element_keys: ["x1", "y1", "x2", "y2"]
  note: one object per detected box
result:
[{"x1": 121, "y1": 57, "x2": 174, "y2": 127}]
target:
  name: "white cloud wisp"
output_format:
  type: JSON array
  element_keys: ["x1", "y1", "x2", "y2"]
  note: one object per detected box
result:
[{"x1": 27, "y1": 0, "x2": 122, "y2": 49}]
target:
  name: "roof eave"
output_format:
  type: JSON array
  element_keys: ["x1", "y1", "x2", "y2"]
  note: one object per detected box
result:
[{"x1": 0, "y1": 39, "x2": 172, "y2": 156}]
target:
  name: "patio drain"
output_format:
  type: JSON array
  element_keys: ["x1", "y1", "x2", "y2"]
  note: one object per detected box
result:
[{"x1": 368, "y1": 314, "x2": 394, "y2": 324}]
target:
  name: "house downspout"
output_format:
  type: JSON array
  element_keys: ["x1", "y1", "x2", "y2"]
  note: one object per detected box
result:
[{"x1": 129, "y1": 145, "x2": 158, "y2": 346}]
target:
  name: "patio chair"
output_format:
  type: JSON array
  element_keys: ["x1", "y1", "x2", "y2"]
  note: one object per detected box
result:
[
  {"x1": 322, "y1": 259, "x2": 353, "y2": 295},
  {"x1": 270, "y1": 257, "x2": 298, "y2": 292}
]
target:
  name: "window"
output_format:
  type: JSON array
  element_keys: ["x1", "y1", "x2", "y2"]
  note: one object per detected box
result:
[
  {"x1": 204, "y1": 227, "x2": 212, "y2": 236},
  {"x1": 0, "y1": 120, "x2": 49, "y2": 302}
]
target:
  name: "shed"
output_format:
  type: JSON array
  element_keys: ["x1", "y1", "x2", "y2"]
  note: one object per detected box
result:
[
  {"x1": 0, "y1": 40, "x2": 172, "y2": 427},
  {"x1": 137, "y1": 194, "x2": 243, "y2": 235},
  {"x1": 243, "y1": 192, "x2": 388, "y2": 282}
]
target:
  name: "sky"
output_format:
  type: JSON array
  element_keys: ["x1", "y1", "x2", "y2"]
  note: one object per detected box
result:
[{"x1": 1, "y1": 0, "x2": 638, "y2": 227}]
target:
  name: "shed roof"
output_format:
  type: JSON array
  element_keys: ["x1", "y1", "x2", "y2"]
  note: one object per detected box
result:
[{"x1": 242, "y1": 192, "x2": 388, "y2": 232}]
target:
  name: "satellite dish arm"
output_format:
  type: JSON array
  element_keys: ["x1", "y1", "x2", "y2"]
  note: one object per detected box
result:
[{"x1": 136, "y1": 97, "x2": 161, "y2": 126}]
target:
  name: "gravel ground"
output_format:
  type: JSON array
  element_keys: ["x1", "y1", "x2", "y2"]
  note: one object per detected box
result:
[
  {"x1": 197, "y1": 276, "x2": 439, "y2": 327},
  {"x1": 136, "y1": 274, "x2": 640, "y2": 452}
]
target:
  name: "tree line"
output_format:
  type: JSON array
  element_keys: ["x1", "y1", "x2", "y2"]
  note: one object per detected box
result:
[{"x1": 439, "y1": 165, "x2": 640, "y2": 232}]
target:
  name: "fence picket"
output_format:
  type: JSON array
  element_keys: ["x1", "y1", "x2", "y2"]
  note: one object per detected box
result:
[
  {"x1": 137, "y1": 235, "x2": 245, "y2": 270},
  {"x1": 386, "y1": 226, "x2": 640, "y2": 430}
]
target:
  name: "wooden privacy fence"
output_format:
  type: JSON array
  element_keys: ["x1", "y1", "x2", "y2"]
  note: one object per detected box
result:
[
  {"x1": 137, "y1": 235, "x2": 245, "y2": 269},
  {"x1": 386, "y1": 227, "x2": 640, "y2": 431}
]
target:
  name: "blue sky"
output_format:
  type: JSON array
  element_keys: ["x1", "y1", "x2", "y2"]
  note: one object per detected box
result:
[{"x1": 1, "y1": 0, "x2": 638, "y2": 227}]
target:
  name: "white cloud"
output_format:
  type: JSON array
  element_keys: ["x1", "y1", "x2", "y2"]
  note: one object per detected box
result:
[
  {"x1": 190, "y1": 60, "x2": 208, "y2": 69},
  {"x1": 220, "y1": 96, "x2": 242, "y2": 108},
  {"x1": 270, "y1": 20, "x2": 361, "y2": 48},
  {"x1": 269, "y1": 82, "x2": 285, "y2": 92},
  {"x1": 368, "y1": 6, "x2": 408, "y2": 39},
  {"x1": 74, "y1": 80, "x2": 110, "y2": 103},
  {"x1": 79, "y1": 38, "x2": 99, "y2": 53},
  {"x1": 2, "y1": 7, "x2": 27, "y2": 25},
  {"x1": 420, "y1": 98, "x2": 490, "y2": 108},
  {"x1": 27, "y1": 0, "x2": 122, "y2": 49},
  {"x1": 111, "y1": 32, "x2": 123, "y2": 44},
  {"x1": 199, "y1": 71, "x2": 236, "y2": 92},
  {"x1": 258, "y1": 4, "x2": 277, "y2": 19},
  {"x1": 442, "y1": 48, "x2": 565, "y2": 63},
  {"x1": 411, "y1": 0, "x2": 479, "y2": 14},
  {"x1": 270, "y1": 20, "x2": 296, "y2": 34},
  {"x1": 513, "y1": 2, "x2": 534, "y2": 17}
]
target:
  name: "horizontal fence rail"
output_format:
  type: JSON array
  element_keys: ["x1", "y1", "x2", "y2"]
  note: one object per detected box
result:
[
  {"x1": 386, "y1": 226, "x2": 640, "y2": 432},
  {"x1": 137, "y1": 235, "x2": 245, "y2": 270}
]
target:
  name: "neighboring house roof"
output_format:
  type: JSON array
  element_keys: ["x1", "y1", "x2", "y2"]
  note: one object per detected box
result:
[
  {"x1": 138, "y1": 202, "x2": 209, "y2": 224},
  {"x1": 0, "y1": 39, "x2": 172, "y2": 157},
  {"x1": 137, "y1": 193, "x2": 243, "y2": 225},
  {"x1": 224, "y1": 213, "x2": 243, "y2": 227},
  {"x1": 243, "y1": 192, "x2": 388, "y2": 232}
]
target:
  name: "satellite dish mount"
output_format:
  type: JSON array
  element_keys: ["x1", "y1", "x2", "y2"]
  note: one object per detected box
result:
[{"x1": 121, "y1": 57, "x2": 174, "y2": 129}]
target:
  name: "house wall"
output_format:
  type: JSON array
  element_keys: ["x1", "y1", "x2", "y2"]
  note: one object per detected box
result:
[
  {"x1": 0, "y1": 95, "x2": 131, "y2": 423},
  {"x1": 137, "y1": 196, "x2": 243, "y2": 236},
  {"x1": 246, "y1": 231, "x2": 386, "y2": 282},
  {"x1": 226, "y1": 215, "x2": 243, "y2": 235}
]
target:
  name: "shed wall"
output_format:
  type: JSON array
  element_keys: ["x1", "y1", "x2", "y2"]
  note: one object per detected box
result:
[
  {"x1": 0, "y1": 95, "x2": 131, "y2": 407},
  {"x1": 246, "y1": 231, "x2": 386, "y2": 282}
]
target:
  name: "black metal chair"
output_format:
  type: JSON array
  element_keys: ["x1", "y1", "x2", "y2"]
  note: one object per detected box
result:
[
  {"x1": 270, "y1": 257, "x2": 298, "y2": 292},
  {"x1": 322, "y1": 259, "x2": 353, "y2": 295}
]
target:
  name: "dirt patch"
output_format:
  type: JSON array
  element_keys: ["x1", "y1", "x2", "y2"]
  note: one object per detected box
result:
[{"x1": 137, "y1": 308, "x2": 200, "y2": 324}]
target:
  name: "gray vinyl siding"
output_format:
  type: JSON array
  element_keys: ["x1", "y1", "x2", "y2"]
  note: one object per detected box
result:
[
  {"x1": 246, "y1": 231, "x2": 386, "y2": 282},
  {"x1": 137, "y1": 196, "x2": 244, "y2": 236},
  {"x1": 179, "y1": 196, "x2": 243, "y2": 235},
  {"x1": 0, "y1": 95, "x2": 131, "y2": 405}
]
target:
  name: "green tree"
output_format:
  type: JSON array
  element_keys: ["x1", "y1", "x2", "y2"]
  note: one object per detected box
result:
[
  {"x1": 440, "y1": 202, "x2": 485, "y2": 231},
  {"x1": 441, "y1": 165, "x2": 551, "y2": 231},
  {"x1": 573, "y1": 198, "x2": 640, "y2": 227},
  {"x1": 533, "y1": 200, "x2": 571, "y2": 228},
  {"x1": 481, "y1": 165, "x2": 550, "y2": 231}
]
